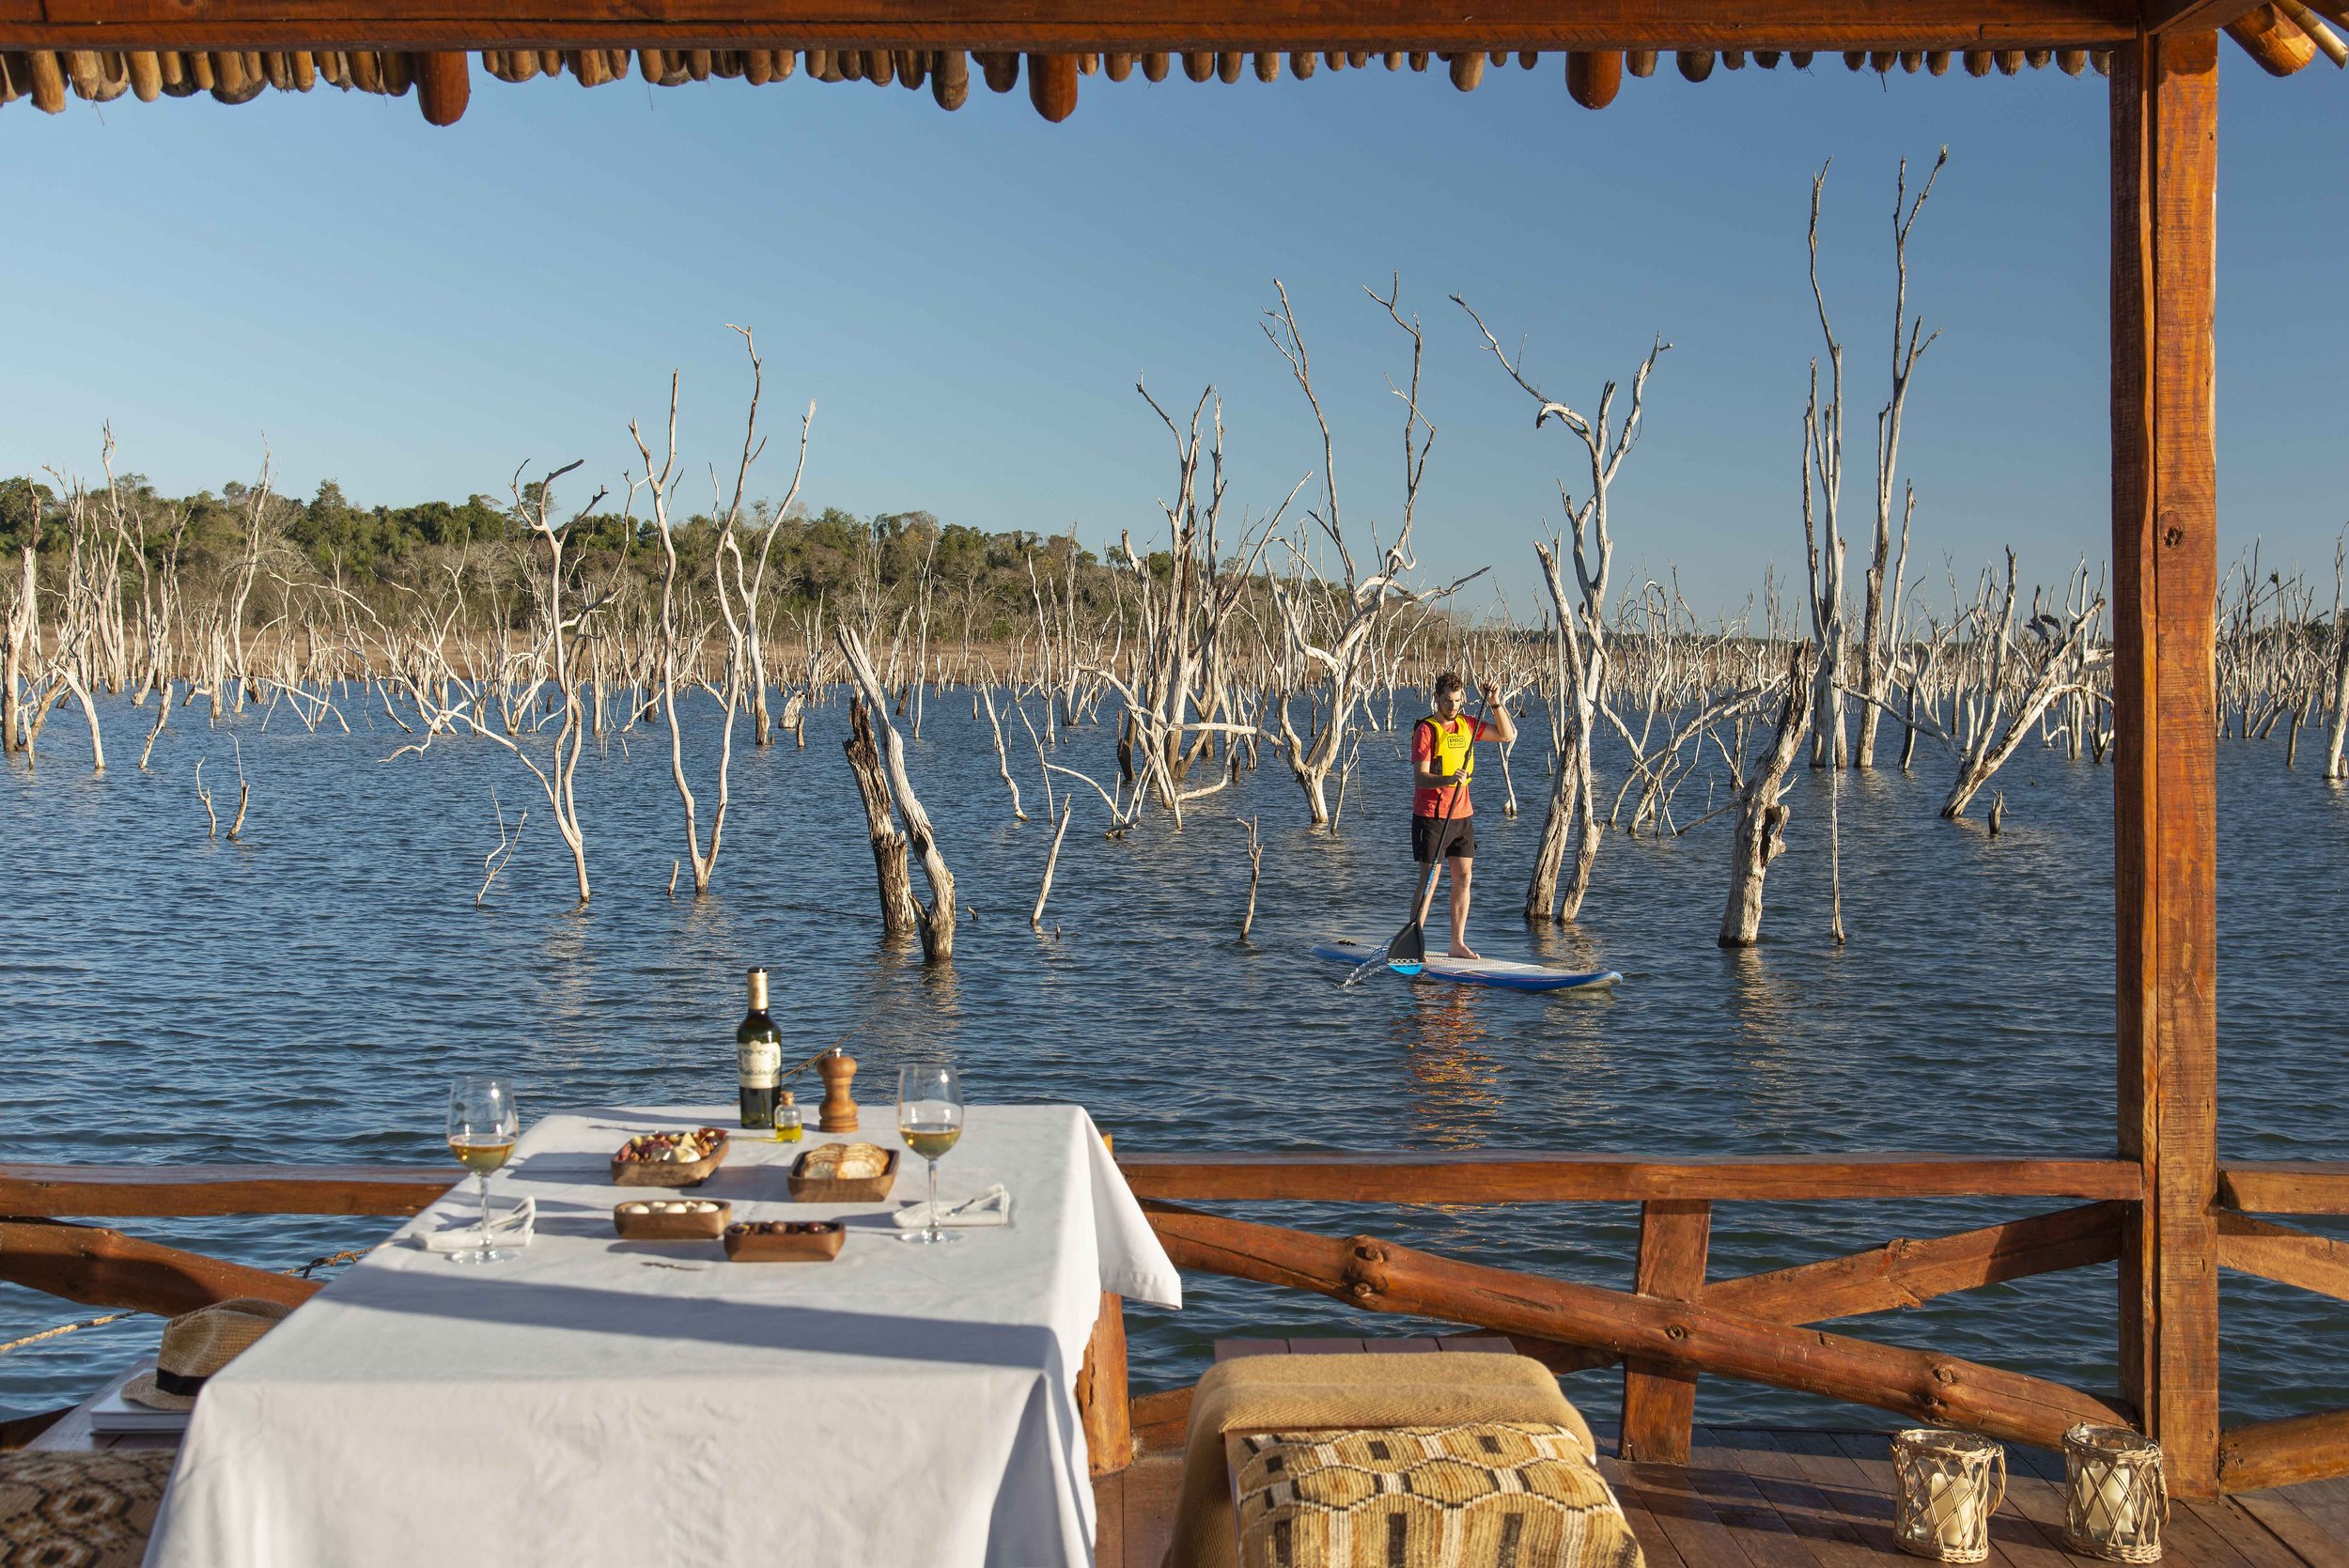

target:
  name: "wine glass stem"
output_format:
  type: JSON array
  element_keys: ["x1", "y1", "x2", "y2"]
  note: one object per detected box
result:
[
  {"x1": 927, "y1": 1156, "x2": 941, "y2": 1243},
  {"x1": 476, "y1": 1171, "x2": 491, "y2": 1257}
]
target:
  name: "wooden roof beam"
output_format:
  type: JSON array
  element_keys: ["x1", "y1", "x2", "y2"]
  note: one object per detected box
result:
[
  {"x1": 2143, "y1": 0, "x2": 2268, "y2": 28},
  {"x1": 0, "y1": 0, "x2": 2139, "y2": 54},
  {"x1": 2225, "y1": 1, "x2": 2320, "y2": 69}
]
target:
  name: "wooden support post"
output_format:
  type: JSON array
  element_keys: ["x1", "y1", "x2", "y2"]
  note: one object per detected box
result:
[
  {"x1": 2110, "y1": 29, "x2": 2221, "y2": 1500},
  {"x1": 1077, "y1": 1290, "x2": 1132, "y2": 1475},
  {"x1": 1620, "y1": 1199, "x2": 1710, "y2": 1464},
  {"x1": 1079, "y1": 1125, "x2": 1133, "y2": 1475}
]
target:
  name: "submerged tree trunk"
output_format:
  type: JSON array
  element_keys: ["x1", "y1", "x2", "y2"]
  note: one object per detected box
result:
[
  {"x1": 1720, "y1": 648, "x2": 1813, "y2": 948},
  {"x1": 839, "y1": 627, "x2": 956, "y2": 959},
  {"x1": 62, "y1": 663, "x2": 102, "y2": 775},
  {"x1": 1524, "y1": 728, "x2": 1575, "y2": 924},
  {"x1": 843, "y1": 695, "x2": 920, "y2": 936},
  {"x1": 2327, "y1": 611, "x2": 2349, "y2": 782},
  {"x1": 2, "y1": 549, "x2": 26, "y2": 755}
]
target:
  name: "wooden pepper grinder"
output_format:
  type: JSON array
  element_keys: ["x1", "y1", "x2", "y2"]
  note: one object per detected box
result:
[{"x1": 817, "y1": 1048, "x2": 859, "y2": 1132}]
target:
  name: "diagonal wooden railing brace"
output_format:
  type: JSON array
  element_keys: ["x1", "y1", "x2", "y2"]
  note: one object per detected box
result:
[{"x1": 1143, "y1": 1203, "x2": 2135, "y2": 1449}]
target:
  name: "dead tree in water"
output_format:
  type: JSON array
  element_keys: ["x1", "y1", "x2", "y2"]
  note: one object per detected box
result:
[
  {"x1": 1792, "y1": 154, "x2": 1946, "y2": 773},
  {"x1": 1456, "y1": 293, "x2": 1668, "y2": 924},
  {"x1": 1263, "y1": 278, "x2": 1461, "y2": 825},
  {"x1": 843, "y1": 694, "x2": 920, "y2": 935},
  {"x1": 1801, "y1": 167, "x2": 1852, "y2": 771},
  {"x1": 39, "y1": 474, "x2": 110, "y2": 773},
  {"x1": 1031, "y1": 798, "x2": 1073, "y2": 932},
  {"x1": 635, "y1": 373, "x2": 735, "y2": 896},
  {"x1": 1091, "y1": 380, "x2": 1289, "y2": 825},
  {"x1": 837, "y1": 624, "x2": 957, "y2": 960},
  {"x1": 1937, "y1": 554, "x2": 2105, "y2": 819},
  {"x1": 388, "y1": 462, "x2": 614, "y2": 905},
  {"x1": 2326, "y1": 529, "x2": 2349, "y2": 782},
  {"x1": 633, "y1": 329, "x2": 788, "y2": 895},
  {"x1": 223, "y1": 458, "x2": 272, "y2": 714},
  {"x1": 1237, "y1": 815, "x2": 1264, "y2": 940},
  {"x1": 1854, "y1": 151, "x2": 1943, "y2": 768},
  {"x1": 980, "y1": 684, "x2": 1028, "y2": 820},
  {"x1": 1, "y1": 519, "x2": 30, "y2": 756},
  {"x1": 1720, "y1": 645, "x2": 1813, "y2": 948},
  {"x1": 717, "y1": 330, "x2": 812, "y2": 750}
]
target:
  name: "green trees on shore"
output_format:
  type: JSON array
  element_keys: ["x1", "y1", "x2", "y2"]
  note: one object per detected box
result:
[{"x1": 0, "y1": 472, "x2": 1112, "y2": 640}]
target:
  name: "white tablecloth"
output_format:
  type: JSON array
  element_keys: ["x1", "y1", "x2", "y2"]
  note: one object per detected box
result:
[{"x1": 143, "y1": 1104, "x2": 1180, "y2": 1568}]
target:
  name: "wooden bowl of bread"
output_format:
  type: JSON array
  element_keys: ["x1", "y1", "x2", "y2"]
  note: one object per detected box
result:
[
  {"x1": 787, "y1": 1141, "x2": 898, "y2": 1203},
  {"x1": 613, "y1": 1198, "x2": 730, "y2": 1240},
  {"x1": 611, "y1": 1127, "x2": 730, "y2": 1188}
]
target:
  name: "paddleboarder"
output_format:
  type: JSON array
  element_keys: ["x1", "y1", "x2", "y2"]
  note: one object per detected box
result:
[{"x1": 1409, "y1": 673, "x2": 1515, "y2": 960}]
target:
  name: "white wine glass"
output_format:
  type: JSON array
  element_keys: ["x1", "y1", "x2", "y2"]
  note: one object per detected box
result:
[
  {"x1": 897, "y1": 1061, "x2": 964, "y2": 1246},
  {"x1": 446, "y1": 1076, "x2": 520, "y2": 1265}
]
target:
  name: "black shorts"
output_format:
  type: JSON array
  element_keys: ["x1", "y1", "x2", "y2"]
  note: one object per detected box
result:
[{"x1": 1412, "y1": 814, "x2": 1476, "y2": 863}]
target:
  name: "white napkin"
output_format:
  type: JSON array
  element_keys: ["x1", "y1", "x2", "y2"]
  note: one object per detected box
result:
[
  {"x1": 417, "y1": 1196, "x2": 536, "y2": 1252},
  {"x1": 893, "y1": 1184, "x2": 1010, "y2": 1229}
]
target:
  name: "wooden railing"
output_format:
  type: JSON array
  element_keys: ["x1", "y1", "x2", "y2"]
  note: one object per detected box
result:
[
  {"x1": 0, "y1": 1164, "x2": 451, "y2": 1218},
  {"x1": 2, "y1": 1156, "x2": 2345, "y2": 1492},
  {"x1": 1119, "y1": 1151, "x2": 2349, "y2": 1492}
]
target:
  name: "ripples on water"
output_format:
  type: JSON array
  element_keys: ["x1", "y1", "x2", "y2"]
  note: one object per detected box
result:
[{"x1": 2, "y1": 688, "x2": 2344, "y2": 1433}]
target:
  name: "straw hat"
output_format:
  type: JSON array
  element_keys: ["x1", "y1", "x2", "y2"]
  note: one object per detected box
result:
[{"x1": 122, "y1": 1298, "x2": 292, "y2": 1411}]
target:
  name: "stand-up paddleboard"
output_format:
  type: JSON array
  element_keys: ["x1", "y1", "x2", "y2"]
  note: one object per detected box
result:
[{"x1": 1312, "y1": 938, "x2": 1621, "y2": 994}]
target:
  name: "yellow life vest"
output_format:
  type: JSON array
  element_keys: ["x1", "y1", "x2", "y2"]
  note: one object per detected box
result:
[{"x1": 1419, "y1": 713, "x2": 1476, "y2": 784}]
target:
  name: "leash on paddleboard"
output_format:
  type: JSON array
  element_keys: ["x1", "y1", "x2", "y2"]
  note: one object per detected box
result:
[{"x1": 1346, "y1": 678, "x2": 1492, "y2": 987}]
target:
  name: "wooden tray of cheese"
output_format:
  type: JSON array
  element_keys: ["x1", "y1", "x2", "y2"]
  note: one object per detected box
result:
[{"x1": 611, "y1": 1127, "x2": 731, "y2": 1188}]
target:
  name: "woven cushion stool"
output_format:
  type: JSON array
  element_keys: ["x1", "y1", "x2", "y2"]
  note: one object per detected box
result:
[
  {"x1": 1162, "y1": 1351, "x2": 1641, "y2": 1568},
  {"x1": 0, "y1": 1449, "x2": 177, "y2": 1568}
]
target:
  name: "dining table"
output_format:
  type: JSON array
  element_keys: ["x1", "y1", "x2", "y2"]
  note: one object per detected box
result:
[{"x1": 140, "y1": 1102, "x2": 1182, "y2": 1568}]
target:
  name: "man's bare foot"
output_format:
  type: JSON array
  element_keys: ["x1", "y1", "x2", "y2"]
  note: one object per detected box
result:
[{"x1": 1448, "y1": 944, "x2": 1481, "y2": 960}]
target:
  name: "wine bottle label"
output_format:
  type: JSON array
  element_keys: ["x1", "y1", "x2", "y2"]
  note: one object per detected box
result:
[{"x1": 738, "y1": 1040, "x2": 782, "y2": 1089}]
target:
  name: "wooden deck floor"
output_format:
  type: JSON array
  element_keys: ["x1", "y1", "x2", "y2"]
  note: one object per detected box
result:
[
  {"x1": 1093, "y1": 1424, "x2": 2349, "y2": 1568},
  {"x1": 23, "y1": 1371, "x2": 2347, "y2": 1568}
]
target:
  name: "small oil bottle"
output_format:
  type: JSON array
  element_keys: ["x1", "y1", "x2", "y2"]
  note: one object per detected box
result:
[{"x1": 772, "y1": 1090, "x2": 803, "y2": 1144}]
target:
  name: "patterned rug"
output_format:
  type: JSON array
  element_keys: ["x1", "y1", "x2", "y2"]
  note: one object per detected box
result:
[{"x1": 0, "y1": 1451, "x2": 175, "y2": 1568}]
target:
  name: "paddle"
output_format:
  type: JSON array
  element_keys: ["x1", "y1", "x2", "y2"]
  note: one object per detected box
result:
[{"x1": 1380, "y1": 684, "x2": 1490, "y2": 977}]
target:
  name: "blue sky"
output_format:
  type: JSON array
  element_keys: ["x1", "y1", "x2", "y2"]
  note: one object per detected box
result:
[{"x1": 6, "y1": 54, "x2": 2344, "y2": 617}]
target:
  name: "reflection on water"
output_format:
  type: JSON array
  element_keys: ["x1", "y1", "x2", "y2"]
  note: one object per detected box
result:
[
  {"x1": 1392, "y1": 988, "x2": 1504, "y2": 1147},
  {"x1": 1, "y1": 691, "x2": 2343, "y2": 1430},
  {"x1": 1722, "y1": 944, "x2": 1802, "y2": 1068}
]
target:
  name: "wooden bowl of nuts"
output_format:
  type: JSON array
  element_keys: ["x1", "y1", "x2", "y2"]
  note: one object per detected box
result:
[
  {"x1": 613, "y1": 1198, "x2": 730, "y2": 1241},
  {"x1": 786, "y1": 1141, "x2": 898, "y2": 1203},
  {"x1": 723, "y1": 1219, "x2": 846, "y2": 1263},
  {"x1": 611, "y1": 1127, "x2": 730, "y2": 1188}
]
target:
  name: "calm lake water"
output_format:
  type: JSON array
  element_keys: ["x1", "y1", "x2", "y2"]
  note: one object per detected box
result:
[{"x1": 3, "y1": 685, "x2": 2344, "y2": 1435}]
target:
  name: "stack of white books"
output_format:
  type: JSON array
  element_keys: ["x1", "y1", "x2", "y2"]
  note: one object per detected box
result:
[{"x1": 87, "y1": 1362, "x2": 191, "y2": 1436}]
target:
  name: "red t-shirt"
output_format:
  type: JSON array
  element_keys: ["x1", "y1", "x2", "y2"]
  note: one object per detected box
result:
[{"x1": 1411, "y1": 715, "x2": 1497, "y2": 818}]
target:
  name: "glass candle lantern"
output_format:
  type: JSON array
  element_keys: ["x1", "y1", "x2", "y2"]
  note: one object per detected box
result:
[
  {"x1": 2061, "y1": 1425, "x2": 2166, "y2": 1562},
  {"x1": 1891, "y1": 1429, "x2": 2006, "y2": 1562}
]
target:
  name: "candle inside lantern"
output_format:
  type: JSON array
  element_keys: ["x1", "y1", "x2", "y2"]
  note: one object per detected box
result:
[
  {"x1": 1893, "y1": 1430, "x2": 2002, "y2": 1563},
  {"x1": 2092, "y1": 1461, "x2": 2136, "y2": 1538},
  {"x1": 1927, "y1": 1471, "x2": 1982, "y2": 1553},
  {"x1": 2061, "y1": 1423, "x2": 2163, "y2": 1561}
]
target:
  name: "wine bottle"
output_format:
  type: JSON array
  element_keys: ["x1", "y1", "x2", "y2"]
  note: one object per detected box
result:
[{"x1": 736, "y1": 968, "x2": 782, "y2": 1128}]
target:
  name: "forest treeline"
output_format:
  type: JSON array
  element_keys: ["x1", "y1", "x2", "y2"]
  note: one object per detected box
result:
[{"x1": 0, "y1": 472, "x2": 1143, "y2": 639}]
